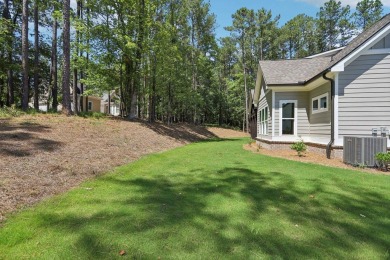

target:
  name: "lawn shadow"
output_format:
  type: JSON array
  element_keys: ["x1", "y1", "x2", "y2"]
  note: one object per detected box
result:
[{"x1": 33, "y1": 165, "x2": 390, "y2": 258}]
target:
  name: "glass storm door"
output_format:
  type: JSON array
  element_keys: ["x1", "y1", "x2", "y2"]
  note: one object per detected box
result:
[{"x1": 281, "y1": 102, "x2": 296, "y2": 135}]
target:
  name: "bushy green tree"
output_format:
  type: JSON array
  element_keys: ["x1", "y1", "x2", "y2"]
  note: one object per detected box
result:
[{"x1": 354, "y1": 0, "x2": 383, "y2": 30}]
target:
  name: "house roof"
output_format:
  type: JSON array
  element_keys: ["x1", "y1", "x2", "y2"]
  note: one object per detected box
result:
[
  {"x1": 259, "y1": 57, "x2": 331, "y2": 85},
  {"x1": 330, "y1": 13, "x2": 390, "y2": 67},
  {"x1": 260, "y1": 13, "x2": 390, "y2": 86}
]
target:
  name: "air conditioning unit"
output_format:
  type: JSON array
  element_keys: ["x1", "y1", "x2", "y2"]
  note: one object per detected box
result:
[{"x1": 343, "y1": 136, "x2": 387, "y2": 167}]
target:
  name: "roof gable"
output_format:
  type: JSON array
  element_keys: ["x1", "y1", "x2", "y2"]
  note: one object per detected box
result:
[
  {"x1": 258, "y1": 14, "x2": 390, "y2": 86},
  {"x1": 330, "y1": 14, "x2": 390, "y2": 69}
]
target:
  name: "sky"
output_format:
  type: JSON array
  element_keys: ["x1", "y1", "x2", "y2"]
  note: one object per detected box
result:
[{"x1": 209, "y1": 0, "x2": 390, "y2": 38}]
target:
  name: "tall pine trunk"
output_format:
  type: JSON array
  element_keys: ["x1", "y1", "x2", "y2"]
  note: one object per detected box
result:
[
  {"x1": 79, "y1": 0, "x2": 84, "y2": 111},
  {"x1": 51, "y1": 19, "x2": 58, "y2": 111},
  {"x1": 73, "y1": 0, "x2": 81, "y2": 114},
  {"x1": 21, "y1": 0, "x2": 29, "y2": 110},
  {"x1": 62, "y1": 0, "x2": 72, "y2": 114},
  {"x1": 149, "y1": 55, "x2": 157, "y2": 122},
  {"x1": 33, "y1": 0, "x2": 39, "y2": 110},
  {"x1": 128, "y1": 0, "x2": 145, "y2": 119},
  {"x1": 3, "y1": 0, "x2": 14, "y2": 106}
]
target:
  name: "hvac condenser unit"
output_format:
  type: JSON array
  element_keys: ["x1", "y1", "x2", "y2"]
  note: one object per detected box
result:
[{"x1": 343, "y1": 136, "x2": 387, "y2": 167}]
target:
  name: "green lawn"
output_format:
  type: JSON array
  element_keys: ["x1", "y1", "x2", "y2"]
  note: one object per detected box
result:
[{"x1": 1, "y1": 138, "x2": 389, "y2": 259}]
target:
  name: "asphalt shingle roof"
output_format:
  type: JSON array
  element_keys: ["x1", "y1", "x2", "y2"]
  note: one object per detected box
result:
[
  {"x1": 259, "y1": 57, "x2": 331, "y2": 85},
  {"x1": 260, "y1": 14, "x2": 390, "y2": 86}
]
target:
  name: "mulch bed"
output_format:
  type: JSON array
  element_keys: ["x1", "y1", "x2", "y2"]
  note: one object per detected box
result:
[
  {"x1": 244, "y1": 143, "x2": 390, "y2": 176},
  {"x1": 0, "y1": 114, "x2": 248, "y2": 222}
]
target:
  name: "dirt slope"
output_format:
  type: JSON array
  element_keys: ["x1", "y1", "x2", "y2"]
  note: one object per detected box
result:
[{"x1": 0, "y1": 114, "x2": 248, "y2": 222}]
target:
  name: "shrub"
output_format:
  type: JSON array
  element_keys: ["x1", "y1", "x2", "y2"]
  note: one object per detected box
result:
[
  {"x1": 375, "y1": 152, "x2": 390, "y2": 171},
  {"x1": 0, "y1": 107, "x2": 26, "y2": 118},
  {"x1": 291, "y1": 140, "x2": 307, "y2": 157},
  {"x1": 78, "y1": 112, "x2": 106, "y2": 119}
]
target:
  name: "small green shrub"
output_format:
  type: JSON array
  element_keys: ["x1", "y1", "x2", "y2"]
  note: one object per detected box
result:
[
  {"x1": 291, "y1": 140, "x2": 307, "y2": 157},
  {"x1": 78, "y1": 111, "x2": 106, "y2": 119},
  {"x1": 375, "y1": 152, "x2": 390, "y2": 171},
  {"x1": 0, "y1": 107, "x2": 26, "y2": 118}
]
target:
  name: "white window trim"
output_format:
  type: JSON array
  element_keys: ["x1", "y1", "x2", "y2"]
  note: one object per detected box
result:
[
  {"x1": 334, "y1": 73, "x2": 339, "y2": 141},
  {"x1": 312, "y1": 93, "x2": 328, "y2": 114},
  {"x1": 259, "y1": 107, "x2": 269, "y2": 136},
  {"x1": 272, "y1": 91, "x2": 275, "y2": 136},
  {"x1": 257, "y1": 106, "x2": 260, "y2": 136},
  {"x1": 279, "y1": 100, "x2": 298, "y2": 136}
]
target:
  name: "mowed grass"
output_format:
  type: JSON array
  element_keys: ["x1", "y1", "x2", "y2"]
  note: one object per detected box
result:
[{"x1": 1, "y1": 138, "x2": 389, "y2": 259}]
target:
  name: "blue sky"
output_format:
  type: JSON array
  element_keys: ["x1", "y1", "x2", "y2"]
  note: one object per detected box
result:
[{"x1": 210, "y1": 0, "x2": 390, "y2": 38}]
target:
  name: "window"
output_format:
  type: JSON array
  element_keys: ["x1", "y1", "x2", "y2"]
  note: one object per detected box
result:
[
  {"x1": 312, "y1": 93, "x2": 328, "y2": 114},
  {"x1": 88, "y1": 101, "x2": 92, "y2": 111},
  {"x1": 279, "y1": 100, "x2": 297, "y2": 136},
  {"x1": 259, "y1": 107, "x2": 268, "y2": 135}
]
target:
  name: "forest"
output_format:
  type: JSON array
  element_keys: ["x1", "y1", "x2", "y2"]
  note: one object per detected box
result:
[{"x1": 0, "y1": 0, "x2": 385, "y2": 128}]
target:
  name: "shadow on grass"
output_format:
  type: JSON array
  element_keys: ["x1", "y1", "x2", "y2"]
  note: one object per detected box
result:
[{"x1": 33, "y1": 166, "x2": 390, "y2": 258}]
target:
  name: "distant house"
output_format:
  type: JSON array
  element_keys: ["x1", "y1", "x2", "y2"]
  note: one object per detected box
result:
[
  {"x1": 101, "y1": 92, "x2": 121, "y2": 116},
  {"x1": 79, "y1": 96, "x2": 102, "y2": 113},
  {"x1": 253, "y1": 14, "x2": 390, "y2": 158}
]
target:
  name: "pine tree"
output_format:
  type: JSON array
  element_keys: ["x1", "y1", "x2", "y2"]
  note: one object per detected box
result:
[
  {"x1": 355, "y1": 0, "x2": 383, "y2": 30},
  {"x1": 62, "y1": 0, "x2": 72, "y2": 115},
  {"x1": 21, "y1": 0, "x2": 29, "y2": 110}
]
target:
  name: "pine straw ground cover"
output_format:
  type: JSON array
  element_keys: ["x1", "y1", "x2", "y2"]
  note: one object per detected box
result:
[
  {"x1": 0, "y1": 138, "x2": 389, "y2": 259},
  {"x1": 244, "y1": 143, "x2": 390, "y2": 176},
  {"x1": 0, "y1": 114, "x2": 247, "y2": 222}
]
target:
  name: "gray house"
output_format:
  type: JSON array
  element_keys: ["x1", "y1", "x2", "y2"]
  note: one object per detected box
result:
[{"x1": 253, "y1": 14, "x2": 390, "y2": 158}]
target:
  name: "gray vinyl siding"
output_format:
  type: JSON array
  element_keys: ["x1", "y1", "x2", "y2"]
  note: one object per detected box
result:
[
  {"x1": 339, "y1": 53, "x2": 390, "y2": 137},
  {"x1": 309, "y1": 82, "x2": 331, "y2": 137},
  {"x1": 371, "y1": 33, "x2": 390, "y2": 49},
  {"x1": 274, "y1": 92, "x2": 310, "y2": 136}
]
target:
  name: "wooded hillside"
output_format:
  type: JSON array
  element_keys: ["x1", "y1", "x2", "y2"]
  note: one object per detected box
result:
[{"x1": 0, "y1": 0, "x2": 384, "y2": 129}]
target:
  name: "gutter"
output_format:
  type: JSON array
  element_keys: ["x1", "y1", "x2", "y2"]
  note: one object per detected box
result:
[{"x1": 322, "y1": 71, "x2": 335, "y2": 159}]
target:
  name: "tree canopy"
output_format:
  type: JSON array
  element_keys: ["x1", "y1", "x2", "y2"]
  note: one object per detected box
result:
[{"x1": 0, "y1": 0, "x2": 385, "y2": 129}]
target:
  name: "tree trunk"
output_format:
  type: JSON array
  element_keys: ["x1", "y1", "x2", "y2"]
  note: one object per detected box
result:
[
  {"x1": 73, "y1": 0, "x2": 81, "y2": 114},
  {"x1": 51, "y1": 19, "x2": 58, "y2": 111},
  {"x1": 149, "y1": 55, "x2": 157, "y2": 123},
  {"x1": 79, "y1": 0, "x2": 84, "y2": 112},
  {"x1": 129, "y1": 0, "x2": 145, "y2": 119},
  {"x1": 3, "y1": 0, "x2": 14, "y2": 106},
  {"x1": 7, "y1": 62, "x2": 14, "y2": 107},
  {"x1": 0, "y1": 79, "x2": 4, "y2": 107},
  {"x1": 241, "y1": 31, "x2": 249, "y2": 133},
  {"x1": 108, "y1": 92, "x2": 111, "y2": 115},
  {"x1": 62, "y1": 0, "x2": 72, "y2": 115},
  {"x1": 244, "y1": 67, "x2": 249, "y2": 133},
  {"x1": 21, "y1": 0, "x2": 29, "y2": 110},
  {"x1": 33, "y1": 0, "x2": 39, "y2": 110},
  {"x1": 73, "y1": 68, "x2": 78, "y2": 113}
]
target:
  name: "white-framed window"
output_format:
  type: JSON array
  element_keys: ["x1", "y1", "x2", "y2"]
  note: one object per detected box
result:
[
  {"x1": 279, "y1": 100, "x2": 297, "y2": 136},
  {"x1": 88, "y1": 101, "x2": 93, "y2": 111},
  {"x1": 259, "y1": 107, "x2": 268, "y2": 135},
  {"x1": 312, "y1": 93, "x2": 328, "y2": 114}
]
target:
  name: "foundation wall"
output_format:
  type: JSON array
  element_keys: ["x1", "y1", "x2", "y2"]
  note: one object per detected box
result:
[{"x1": 255, "y1": 139, "x2": 343, "y2": 159}]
